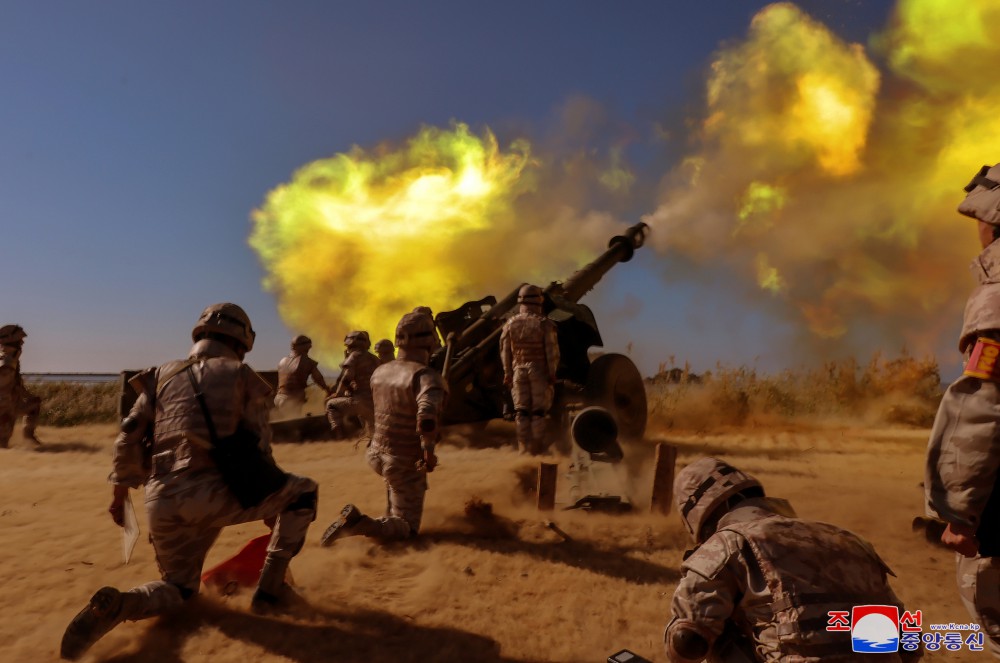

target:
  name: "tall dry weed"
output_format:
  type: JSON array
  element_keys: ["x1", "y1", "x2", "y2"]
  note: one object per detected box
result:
[{"x1": 647, "y1": 351, "x2": 943, "y2": 431}]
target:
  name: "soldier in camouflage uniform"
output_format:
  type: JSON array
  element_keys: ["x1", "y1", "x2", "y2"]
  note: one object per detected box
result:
[
  {"x1": 320, "y1": 312, "x2": 446, "y2": 545},
  {"x1": 0, "y1": 324, "x2": 42, "y2": 448},
  {"x1": 60, "y1": 303, "x2": 319, "y2": 661},
  {"x1": 325, "y1": 331, "x2": 380, "y2": 439},
  {"x1": 500, "y1": 284, "x2": 559, "y2": 455},
  {"x1": 274, "y1": 334, "x2": 331, "y2": 414},
  {"x1": 665, "y1": 457, "x2": 914, "y2": 662},
  {"x1": 375, "y1": 338, "x2": 395, "y2": 365},
  {"x1": 925, "y1": 162, "x2": 1000, "y2": 658}
]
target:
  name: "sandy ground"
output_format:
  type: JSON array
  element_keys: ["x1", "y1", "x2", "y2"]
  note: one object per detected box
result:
[{"x1": 0, "y1": 421, "x2": 987, "y2": 662}]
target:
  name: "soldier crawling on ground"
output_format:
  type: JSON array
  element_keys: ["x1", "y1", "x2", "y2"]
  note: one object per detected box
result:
[
  {"x1": 665, "y1": 457, "x2": 919, "y2": 662},
  {"x1": 274, "y1": 335, "x2": 331, "y2": 416},
  {"x1": 320, "y1": 311, "x2": 447, "y2": 545},
  {"x1": 0, "y1": 324, "x2": 42, "y2": 448},
  {"x1": 500, "y1": 284, "x2": 559, "y2": 455},
  {"x1": 326, "y1": 330, "x2": 380, "y2": 440}
]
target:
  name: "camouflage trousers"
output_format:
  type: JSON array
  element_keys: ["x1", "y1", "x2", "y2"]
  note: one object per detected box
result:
[
  {"x1": 117, "y1": 469, "x2": 317, "y2": 621},
  {"x1": 0, "y1": 394, "x2": 41, "y2": 448},
  {"x1": 511, "y1": 365, "x2": 552, "y2": 453},
  {"x1": 957, "y1": 553, "x2": 1000, "y2": 657},
  {"x1": 326, "y1": 395, "x2": 374, "y2": 438},
  {"x1": 366, "y1": 444, "x2": 428, "y2": 539}
]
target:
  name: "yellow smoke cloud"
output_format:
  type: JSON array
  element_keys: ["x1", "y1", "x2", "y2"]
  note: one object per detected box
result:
[
  {"x1": 646, "y1": 1, "x2": 1000, "y2": 354},
  {"x1": 250, "y1": 122, "x2": 622, "y2": 364}
]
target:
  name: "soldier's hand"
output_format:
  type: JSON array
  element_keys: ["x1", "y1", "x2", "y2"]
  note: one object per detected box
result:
[
  {"x1": 422, "y1": 448, "x2": 438, "y2": 472},
  {"x1": 941, "y1": 521, "x2": 979, "y2": 557},
  {"x1": 108, "y1": 486, "x2": 129, "y2": 527}
]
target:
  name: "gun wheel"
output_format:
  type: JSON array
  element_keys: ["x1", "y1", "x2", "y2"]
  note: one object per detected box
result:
[{"x1": 584, "y1": 354, "x2": 647, "y2": 440}]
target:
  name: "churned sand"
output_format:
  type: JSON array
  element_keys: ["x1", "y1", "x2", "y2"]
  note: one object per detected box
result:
[{"x1": 0, "y1": 421, "x2": 983, "y2": 662}]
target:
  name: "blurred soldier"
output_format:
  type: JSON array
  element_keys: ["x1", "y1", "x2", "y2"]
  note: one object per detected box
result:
[
  {"x1": 500, "y1": 284, "x2": 559, "y2": 454},
  {"x1": 60, "y1": 303, "x2": 319, "y2": 661},
  {"x1": 320, "y1": 311, "x2": 446, "y2": 545},
  {"x1": 0, "y1": 324, "x2": 42, "y2": 448},
  {"x1": 274, "y1": 334, "x2": 331, "y2": 414},
  {"x1": 925, "y1": 162, "x2": 1000, "y2": 657},
  {"x1": 326, "y1": 331, "x2": 379, "y2": 439},
  {"x1": 665, "y1": 457, "x2": 915, "y2": 663},
  {"x1": 375, "y1": 338, "x2": 395, "y2": 365}
]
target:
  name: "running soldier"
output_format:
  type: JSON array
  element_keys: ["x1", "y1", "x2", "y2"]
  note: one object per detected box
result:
[
  {"x1": 326, "y1": 330, "x2": 379, "y2": 439},
  {"x1": 0, "y1": 324, "x2": 42, "y2": 448},
  {"x1": 926, "y1": 162, "x2": 1000, "y2": 657},
  {"x1": 60, "y1": 303, "x2": 319, "y2": 660},
  {"x1": 374, "y1": 338, "x2": 395, "y2": 365},
  {"x1": 320, "y1": 311, "x2": 446, "y2": 544},
  {"x1": 274, "y1": 335, "x2": 330, "y2": 414},
  {"x1": 500, "y1": 284, "x2": 559, "y2": 454},
  {"x1": 665, "y1": 457, "x2": 916, "y2": 662}
]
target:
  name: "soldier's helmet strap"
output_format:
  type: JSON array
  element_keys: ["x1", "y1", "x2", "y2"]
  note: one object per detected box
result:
[
  {"x1": 681, "y1": 466, "x2": 737, "y2": 518},
  {"x1": 965, "y1": 165, "x2": 1000, "y2": 193}
]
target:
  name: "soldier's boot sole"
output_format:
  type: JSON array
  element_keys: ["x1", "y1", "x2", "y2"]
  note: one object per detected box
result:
[
  {"x1": 60, "y1": 586, "x2": 125, "y2": 661},
  {"x1": 319, "y1": 504, "x2": 365, "y2": 547}
]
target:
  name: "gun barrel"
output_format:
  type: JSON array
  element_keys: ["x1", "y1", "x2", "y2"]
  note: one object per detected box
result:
[{"x1": 558, "y1": 222, "x2": 648, "y2": 303}]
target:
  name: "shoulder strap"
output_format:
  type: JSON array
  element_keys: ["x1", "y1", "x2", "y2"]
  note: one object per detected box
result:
[{"x1": 185, "y1": 364, "x2": 219, "y2": 444}]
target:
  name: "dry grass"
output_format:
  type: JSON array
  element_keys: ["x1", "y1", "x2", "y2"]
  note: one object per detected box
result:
[
  {"x1": 28, "y1": 381, "x2": 120, "y2": 427},
  {"x1": 647, "y1": 351, "x2": 943, "y2": 431}
]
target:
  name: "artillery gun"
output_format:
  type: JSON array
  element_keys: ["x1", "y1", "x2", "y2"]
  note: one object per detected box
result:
[
  {"x1": 432, "y1": 221, "x2": 649, "y2": 446},
  {"x1": 117, "y1": 222, "x2": 649, "y2": 445}
]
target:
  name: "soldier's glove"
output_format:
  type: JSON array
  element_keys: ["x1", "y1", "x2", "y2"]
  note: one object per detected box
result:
[{"x1": 941, "y1": 521, "x2": 979, "y2": 557}]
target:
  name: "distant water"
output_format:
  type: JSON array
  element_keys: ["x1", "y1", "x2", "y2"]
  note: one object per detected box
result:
[{"x1": 22, "y1": 373, "x2": 118, "y2": 384}]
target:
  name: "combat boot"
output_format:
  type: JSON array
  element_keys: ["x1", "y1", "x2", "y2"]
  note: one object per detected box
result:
[
  {"x1": 23, "y1": 424, "x2": 41, "y2": 447},
  {"x1": 319, "y1": 503, "x2": 376, "y2": 546},
  {"x1": 60, "y1": 586, "x2": 130, "y2": 660},
  {"x1": 250, "y1": 557, "x2": 293, "y2": 615}
]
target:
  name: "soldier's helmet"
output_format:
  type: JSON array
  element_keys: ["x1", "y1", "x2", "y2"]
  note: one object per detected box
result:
[
  {"x1": 291, "y1": 334, "x2": 312, "y2": 350},
  {"x1": 344, "y1": 330, "x2": 371, "y2": 351},
  {"x1": 191, "y1": 303, "x2": 255, "y2": 353},
  {"x1": 0, "y1": 324, "x2": 27, "y2": 346},
  {"x1": 375, "y1": 339, "x2": 394, "y2": 355},
  {"x1": 959, "y1": 163, "x2": 1000, "y2": 226},
  {"x1": 674, "y1": 457, "x2": 763, "y2": 544},
  {"x1": 395, "y1": 312, "x2": 438, "y2": 350},
  {"x1": 517, "y1": 284, "x2": 544, "y2": 307}
]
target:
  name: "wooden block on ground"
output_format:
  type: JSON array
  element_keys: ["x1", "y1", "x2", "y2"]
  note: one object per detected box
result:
[
  {"x1": 537, "y1": 462, "x2": 558, "y2": 511},
  {"x1": 650, "y1": 443, "x2": 677, "y2": 515}
]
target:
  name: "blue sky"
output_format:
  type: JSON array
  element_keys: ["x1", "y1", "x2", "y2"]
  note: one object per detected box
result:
[{"x1": 3, "y1": 1, "x2": 926, "y2": 376}]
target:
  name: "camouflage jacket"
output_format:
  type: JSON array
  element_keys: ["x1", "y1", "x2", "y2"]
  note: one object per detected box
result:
[
  {"x1": 667, "y1": 501, "x2": 904, "y2": 662},
  {"x1": 110, "y1": 339, "x2": 274, "y2": 491},
  {"x1": 370, "y1": 359, "x2": 446, "y2": 457},
  {"x1": 0, "y1": 349, "x2": 29, "y2": 409},
  {"x1": 337, "y1": 350, "x2": 379, "y2": 398},
  {"x1": 500, "y1": 311, "x2": 559, "y2": 382},
  {"x1": 926, "y1": 240, "x2": 1000, "y2": 528},
  {"x1": 277, "y1": 352, "x2": 320, "y2": 396}
]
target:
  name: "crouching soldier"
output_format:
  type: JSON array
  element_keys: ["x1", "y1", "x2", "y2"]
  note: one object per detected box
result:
[
  {"x1": 320, "y1": 311, "x2": 446, "y2": 544},
  {"x1": 665, "y1": 457, "x2": 918, "y2": 662},
  {"x1": 326, "y1": 330, "x2": 379, "y2": 439},
  {"x1": 61, "y1": 303, "x2": 319, "y2": 660}
]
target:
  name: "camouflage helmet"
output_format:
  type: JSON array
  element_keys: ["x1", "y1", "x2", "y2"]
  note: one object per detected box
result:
[
  {"x1": 517, "y1": 284, "x2": 544, "y2": 306},
  {"x1": 395, "y1": 311, "x2": 438, "y2": 350},
  {"x1": 0, "y1": 324, "x2": 27, "y2": 346},
  {"x1": 344, "y1": 330, "x2": 371, "y2": 351},
  {"x1": 374, "y1": 338, "x2": 394, "y2": 354},
  {"x1": 191, "y1": 303, "x2": 255, "y2": 352},
  {"x1": 291, "y1": 334, "x2": 312, "y2": 350},
  {"x1": 674, "y1": 457, "x2": 763, "y2": 543},
  {"x1": 959, "y1": 163, "x2": 1000, "y2": 226}
]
